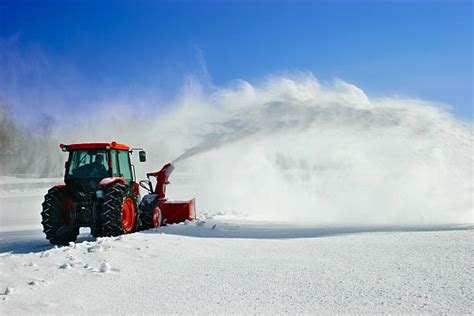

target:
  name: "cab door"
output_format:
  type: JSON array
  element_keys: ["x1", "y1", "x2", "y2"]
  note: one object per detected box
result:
[
  {"x1": 116, "y1": 150, "x2": 140, "y2": 197},
  {"x1": 117, "y1": 150, "x2": 133, "y2": 184}
]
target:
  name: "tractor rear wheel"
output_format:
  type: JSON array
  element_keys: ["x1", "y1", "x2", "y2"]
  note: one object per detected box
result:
[
  {"x1": 41, "y1": 187, "x2": 78, "y2": 245},
  {"x1": 100, "y1": 183, "x2": 137, "y2": 237},
  {"x1": 139, "y1": 194, "x2": 162, "y2": 230},
  {"x1": 91, "y1": 226, "x2": 102, "y2": 238}
]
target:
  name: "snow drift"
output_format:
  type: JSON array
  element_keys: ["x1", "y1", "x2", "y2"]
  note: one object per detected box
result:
[{"x1": 13, "y1": 73, "x2": 474, "y2": 224}]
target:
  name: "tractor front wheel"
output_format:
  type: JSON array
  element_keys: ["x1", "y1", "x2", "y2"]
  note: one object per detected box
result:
[
  {"x1": 41, "y1": 187, "x2": 78, "y2": 245},
  {"x1": 100, "y1": 183, "x2": 137, "y2": 237},
  {"x1": 139, "y1": 194, "x2": 162, "y2": 230}
]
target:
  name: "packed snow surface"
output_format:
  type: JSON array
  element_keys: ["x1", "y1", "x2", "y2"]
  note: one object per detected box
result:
[{"x1": 0, "y1": 178, "x2": 473, "y2": 314}]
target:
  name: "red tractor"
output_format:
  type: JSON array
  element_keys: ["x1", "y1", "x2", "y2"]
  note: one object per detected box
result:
[{"x1": 41, "y1": 141, "x2": 195, "y2": 245}]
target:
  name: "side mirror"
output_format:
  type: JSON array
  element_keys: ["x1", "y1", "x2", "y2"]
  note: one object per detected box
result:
[{"x1": 139, "y1": 150, "x2": 147, "y2": 162}]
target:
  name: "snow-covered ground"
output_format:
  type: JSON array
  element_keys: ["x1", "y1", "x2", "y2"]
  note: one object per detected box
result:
[{"x1": 0, "y1": 177, "x2": 472, "y2": 314}]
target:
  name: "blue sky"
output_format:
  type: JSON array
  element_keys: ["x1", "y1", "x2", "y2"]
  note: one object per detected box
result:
[{"x1": 1, "y1": 0, "x2": 472, "y2": 121}]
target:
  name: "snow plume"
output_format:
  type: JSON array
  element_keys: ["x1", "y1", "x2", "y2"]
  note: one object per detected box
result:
[{"x1": 145, "y1": 74, "x2": 472, "y2": 225}]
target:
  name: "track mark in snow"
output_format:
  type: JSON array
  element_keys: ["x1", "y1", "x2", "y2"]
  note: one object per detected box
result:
[
  {"x1": 86, "y1": 243, "x2": 112, "y2": 252},
  {"x1": 2, "y1": 287, "x2": 13, "y2": 295},
  {"x1": 99, "y1": 262, "x2": 111, "y2": 273},
  {"x1": 58, "y1": 263, "x2": 72, "y2": 269}
]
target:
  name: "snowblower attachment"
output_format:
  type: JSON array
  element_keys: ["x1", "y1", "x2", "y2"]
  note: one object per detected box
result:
[{"x1": 141, "y1": 163, "x2": 196, "y2": 226}]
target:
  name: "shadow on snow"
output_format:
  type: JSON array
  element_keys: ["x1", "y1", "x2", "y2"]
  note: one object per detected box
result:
[
  {"x1": 0, "y1": 230, "x2": 95, "y2": 254},
  {"x1": 1, "y1": 222, "x2": 472, "y2": 254},
  {"x1": 146, "y1": 221, "x2": 473, "y2": 240}
]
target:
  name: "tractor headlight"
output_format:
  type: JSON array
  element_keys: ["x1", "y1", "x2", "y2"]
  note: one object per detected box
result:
[{"x1": 96, "y1": 190, "x2": 104, "y2": 199}]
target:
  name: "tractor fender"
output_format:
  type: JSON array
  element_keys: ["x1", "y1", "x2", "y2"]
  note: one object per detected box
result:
[{"x1": 98, "y1": 177, "x2": 126, "y2": 187}]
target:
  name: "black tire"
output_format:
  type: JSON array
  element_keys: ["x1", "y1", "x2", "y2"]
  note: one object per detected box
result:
[
  {"x1": 100, "y1": 183, "x2": 135, "y2": 237},
  {"x1": 91, "y1": 226, "x2": 102, "y2": 238},
  {"x1": 139, "y1": 194, "x2": 162, "y2": 230},
  {"x1": 41, "y1": 187, "x2": 78, "y2": 245}
]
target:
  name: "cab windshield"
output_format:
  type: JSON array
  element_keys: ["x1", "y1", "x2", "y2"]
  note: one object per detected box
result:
[{"x1": 67, "y1": 150, "x2": 110, "y2": 179}]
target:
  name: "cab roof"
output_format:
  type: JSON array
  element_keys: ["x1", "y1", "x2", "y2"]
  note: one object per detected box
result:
[{"x1": 60, "y1": 142, "x2": 130, "y2": 151}]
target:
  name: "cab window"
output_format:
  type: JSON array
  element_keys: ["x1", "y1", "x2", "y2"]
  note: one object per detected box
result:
[
  {"x1": 117, "y1": 150, "x2": 133, "y2": 182},
  {"x1": 67, "y1": 150, "x2": 109, "y2": 178},
  {"x1": 110, "y1": 150, "x2": 120, "y2": 177}
]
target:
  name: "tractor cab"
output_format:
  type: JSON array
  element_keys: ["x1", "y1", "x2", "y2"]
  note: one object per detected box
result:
[{"x1": 61, "y1": 142, "x2": 145, "y2": 195}]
